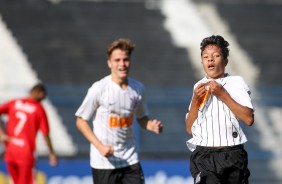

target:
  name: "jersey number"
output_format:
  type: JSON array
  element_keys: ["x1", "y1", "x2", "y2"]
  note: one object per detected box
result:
[{"x1": 14, "y1": 111, "x2": 27, "y2": 136}]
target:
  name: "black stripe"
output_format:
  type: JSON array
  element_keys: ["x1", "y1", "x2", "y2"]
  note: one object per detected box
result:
[
  {"x1": 222, "y1": 102, "x2": 229, "y2": 146},
  {"x1": 216, "y1": 97, "x2": 221, "y2": 146},
  {"x1": 211, "y1": 96, "x2": 214, "y2": 146}
]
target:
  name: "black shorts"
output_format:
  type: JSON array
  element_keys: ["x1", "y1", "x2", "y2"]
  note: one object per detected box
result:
[
  {"x1": 190, "y1": 145, "x2": 250, "y2": 184},
  {"x1": 92, "y1": 162, "x2": 145, "y2": 184}
]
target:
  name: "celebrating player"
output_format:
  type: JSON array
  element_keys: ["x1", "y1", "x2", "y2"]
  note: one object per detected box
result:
[
  {"x1": 0, "y1": 83, "x2": 57, "y2": 184},
  {"x1": 75, "y1": 38, "x2": 163, "y2": 184},
  {"x1": 185, "y1": 35, "x2": 254, "y2": 184}
]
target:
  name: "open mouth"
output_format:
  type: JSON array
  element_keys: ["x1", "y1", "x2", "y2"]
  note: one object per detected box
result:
[
  {"x1": 119, "y1": 68, "x2": 128, "y2": 73},
  {"x1": 208, "y1": 64, "x2": 215, "y2": 70}
]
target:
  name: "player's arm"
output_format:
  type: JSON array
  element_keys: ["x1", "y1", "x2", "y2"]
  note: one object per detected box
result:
[
  {"x1": 76, "y1": 117, "x2": 113, "y2": 157},
  {"x1": 209, "y1": 80, "x2": 254, "y2": 126},
  {"x1": 0, "y1": 105, "x2": 11, "y2": 143},
  {"x1": 43, "y1": 134, "x2": 58, "y2": 166},
  {"x1": 137, "y1": 116, "x2": 163, "y2": 134},
  {"x1": 0, "y1": 122, "x2": 5, "y2": 140},
  {"x1": 186, "y1": 102, "x2": 199, "y2": 136},
  {"x1": 0, "y1": 119, "x2": 10, "y2": 144},
  {"x1": 0, "y1": 122, "x2": 6, "y2": 142},
  {"x1": 0, "y1": 120, "x2": 7, "y2": 151}
]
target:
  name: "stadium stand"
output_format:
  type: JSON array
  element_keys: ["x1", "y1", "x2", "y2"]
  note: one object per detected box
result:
[
  {"x1": 0, "y1": 0, "x2": 195, "y2": 157},
  {"x1": 0, "y1": 14, "x2": 77, "y2": 156},
  {"x1": 1, "y1": 0, "x2": 282, "y2": 183}
]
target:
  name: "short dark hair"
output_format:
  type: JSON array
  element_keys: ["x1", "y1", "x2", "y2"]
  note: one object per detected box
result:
[
  {"x1": 30, "y1": 83, "x2": 47, "y2": 95},
  {"x1": 200, "y1": 35, "x2": 229, "y2": 59},
  {"x1": 107, "y1": 38, "x2": 135, "y2": 59}
]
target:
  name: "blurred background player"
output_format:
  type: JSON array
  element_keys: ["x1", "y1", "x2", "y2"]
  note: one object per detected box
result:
[
  {"x1": 185, "y1": 35, "x2": 254, "y2": 184},
  {"x1": 75, "y1": 38, "x2": 163, "y2": 184},
  {"x1": 0, "y1": 83, "x2": 57, "y2": 184}
]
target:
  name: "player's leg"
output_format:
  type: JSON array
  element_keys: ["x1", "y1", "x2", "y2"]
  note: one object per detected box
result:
[
  {"x1": 225, "y1": 167, "x2": 250, "y2": 184},
  {"x1": 190, "y1": 146, "x2": 222, "y2": 184},
  {"x1": 120, "y1": 163, "x2": 145, "y2": 184},
  {"x1": 6, "y1": 162, "x2": 19, "y2": 184},
  {"x1": 17, "y1": 164, "x2": 35, "y2": 184},
  {"x1": 225, "y1": 146, "x2": 250, "y2": 184}
]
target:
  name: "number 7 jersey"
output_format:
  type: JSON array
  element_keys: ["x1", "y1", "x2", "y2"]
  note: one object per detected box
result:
[{"x1": 0, "y1": 98, "x2": 49, "y2": 165}]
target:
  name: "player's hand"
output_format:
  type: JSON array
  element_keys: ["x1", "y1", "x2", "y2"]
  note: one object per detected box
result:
[
  {"x1": 99, "y1": 144, "x2": 114, "y2": 157},
  {"x1": 192, "y1": 83, "x2": 208, "y2": 107},
  {"x1": 0, "y1": 133, "x2": 9, "y2": 142},
  {"x1": 149, "y1": 119, "x2": 163, "y2": 134},
  {"x1": 49, "y1": 153, "x2": 58, "y2": 166},
  {"x1": 208, "y1": 80, "x2": 226, "y2": 98}
]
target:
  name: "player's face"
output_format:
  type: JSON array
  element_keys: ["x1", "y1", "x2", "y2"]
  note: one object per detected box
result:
[
  {"x1": 201, "y1": 45, "x2": 228, "y2": 79},
  {"x1": 108, "y1": 49, "x2": 131, "y2": 82},
  {"x1": 32, "y1": 91, "x2": 46, "y2": 102}
]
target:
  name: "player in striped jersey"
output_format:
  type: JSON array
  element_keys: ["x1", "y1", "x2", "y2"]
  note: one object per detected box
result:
[
  {"x1": 186, "y1": 35, "x2": 254, "y2": 184},
  {"x1": 75, "y1": 38, "x2": 163, "y2": 184}
]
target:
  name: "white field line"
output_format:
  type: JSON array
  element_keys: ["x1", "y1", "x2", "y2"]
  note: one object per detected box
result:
[{"x1": 0, "y1": 15, "x2": 77, "y2": 155}]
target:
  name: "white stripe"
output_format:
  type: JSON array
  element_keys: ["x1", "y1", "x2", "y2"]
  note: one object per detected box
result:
[
  {"x1": 160, "y1": 0, "x2": 260, "y2": 84},
  {"x1": 0, "y1": 14, "x2": 77, "y2": 156},
  {"x1": 196, "y1": 3, "x2": 259, "y2": 85},
  {"x1": 160, "y1": 0, "x2": 212, "y2": 79}
]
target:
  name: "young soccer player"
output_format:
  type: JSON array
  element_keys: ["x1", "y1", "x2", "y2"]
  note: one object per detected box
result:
[
  {"x1": 0, "y1": 83, "x2": 57, "y2": 184},
  {"x1": 75, "y1": 38, "x2": 163, "y2": 184},
  {"x1": 186, "y1": 35, "x2": 254, "y2": 184}
]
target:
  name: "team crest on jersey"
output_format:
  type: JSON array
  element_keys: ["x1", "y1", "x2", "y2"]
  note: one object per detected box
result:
[{"x1": 130, "y1": 96, "x2": 139, "y2": 109}]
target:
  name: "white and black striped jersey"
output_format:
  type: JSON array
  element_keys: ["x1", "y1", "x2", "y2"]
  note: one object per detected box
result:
[
  {"x1": 75, "y1": 75, "x2": 148, "y2": 169},
  {"x1": 186, "y1": 74, "x2": 254, "y2": 151}
]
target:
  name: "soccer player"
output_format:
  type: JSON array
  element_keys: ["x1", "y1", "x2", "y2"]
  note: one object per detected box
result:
[
  {"x1": 0, "y1": 83, "x2": 57, "y2": 184},
  {"x1": 75, "y1": 38, "x2": 163, "y2": 184},
  {"x1": 185, "y1": 35, "x2": 254, "y2": 184}
]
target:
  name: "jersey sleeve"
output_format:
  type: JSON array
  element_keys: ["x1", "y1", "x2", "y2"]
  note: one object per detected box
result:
[
  {"x1": 226, "y1": 76, "x2": 254, "y2": 110},
  {"x1": 135, "y1": 84, "x2": 149, "y2": 119},
  {"x1": 75, "y1": 83, "x2": 100, "y2": 121},
  {"x1": 0, "y1": 100, "x2": 13, "y2": 114}
]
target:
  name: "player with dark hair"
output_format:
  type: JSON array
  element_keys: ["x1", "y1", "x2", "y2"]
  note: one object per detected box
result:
[
  {"x1": 186, "y1": 35, "x2": 254, "y2": 184},
  {"x1": 75, "y1": 38, "x2": 163, "y2": 184},
  {"x1": 0, "y1": 83, "x2": 57, "y2": 184}
]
